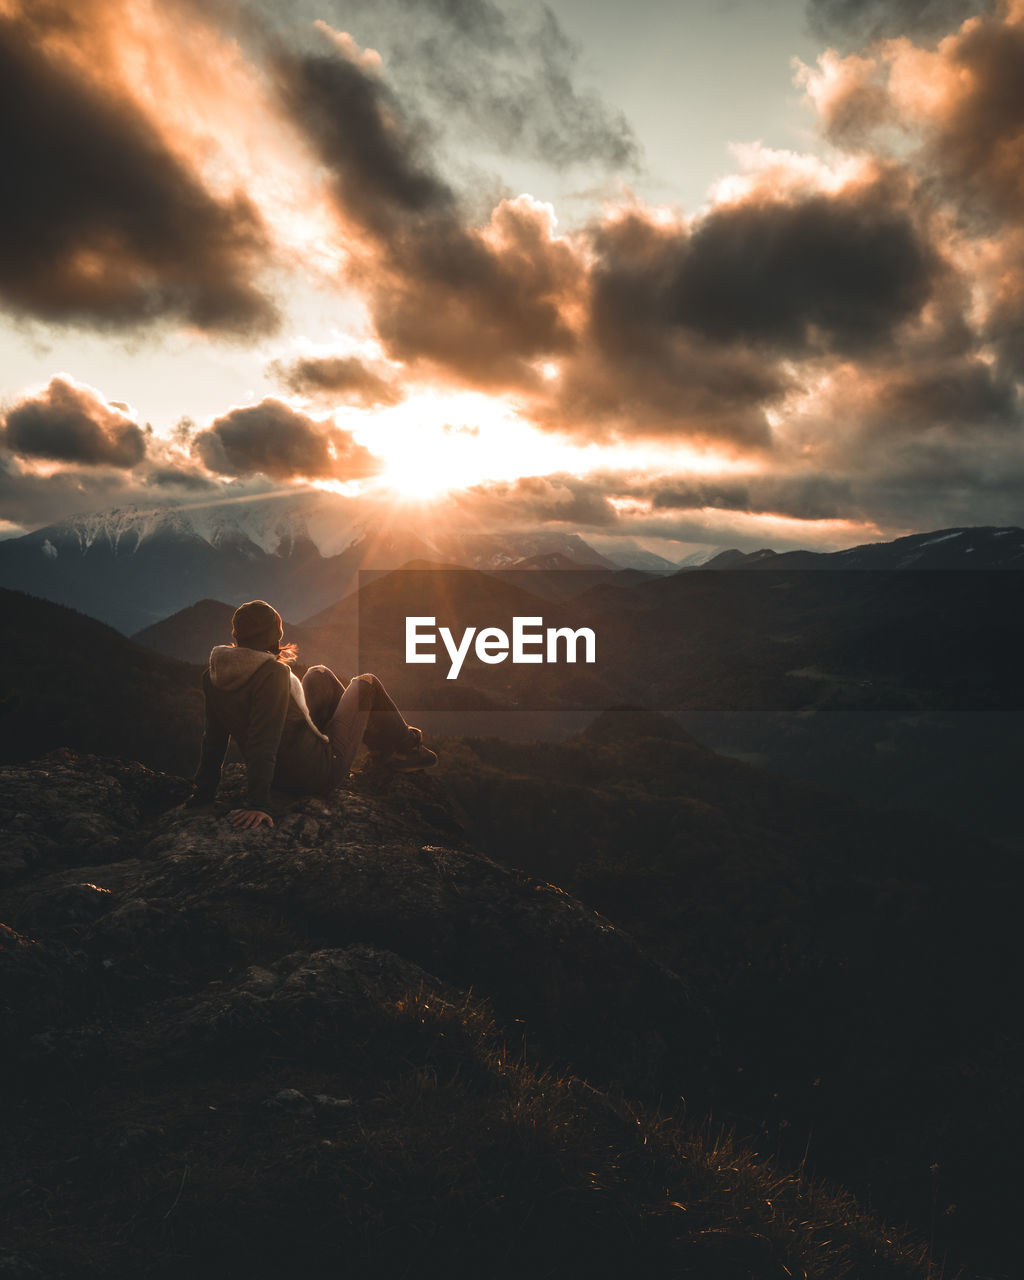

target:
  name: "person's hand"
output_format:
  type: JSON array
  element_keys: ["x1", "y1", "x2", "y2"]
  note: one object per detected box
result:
[{"x1": 227, "y1": 809, "x2": 274, "y2": 829}]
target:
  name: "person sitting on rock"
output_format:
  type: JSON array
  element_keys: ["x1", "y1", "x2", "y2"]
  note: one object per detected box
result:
[{"x1": 188, "y1": 599, "x2": 436, "y2": 829}]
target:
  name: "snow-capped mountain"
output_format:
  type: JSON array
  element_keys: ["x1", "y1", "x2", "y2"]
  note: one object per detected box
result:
[
  {"x1": 0, "y1": 491, "x2": 615, "y2": 634},
  {"x1": 26, "y1": 491, "x2": 366, "y2": 560},
  {"x1": 673, "y1": 547, "x2": 726, "y2": 569}
]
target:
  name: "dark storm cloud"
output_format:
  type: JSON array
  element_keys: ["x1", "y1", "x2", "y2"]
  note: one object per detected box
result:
[
  {"x1": 2, "y1": 377, "x2": 148, "y2": 468},
  {"x1": 192, "y1": 399, "x2": 382, "y2": 480},
  {"x1": 0, "y1": 15, "x2": 277, "y2": 333},
  {"x1": 271, "y1": 355, "x2": 405, "y2": 407},
  {"x1": 806, "y1": 0, "x2": 994, "y2": 45},
  {"x1": 274, "y1": 46, "x2": 453, "y2": 237},
  {"x1": 868, "y1": 359, "x2": 1020, "y2": 433},
  {"x1": 667, "y1": 182, "x2": 940, "y2": 356},
  {"x1": 532, "y1": 164, "x2": 950, "y2": 444},
  {"x1": 536, "y1": 210, "x2": 784, "y2": 446},
  {"x1": 852, "y1": 441, "x2": 1024, "y2": 529}
]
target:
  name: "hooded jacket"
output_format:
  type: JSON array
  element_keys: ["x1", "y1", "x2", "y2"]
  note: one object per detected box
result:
[{"x1": 192, "y1": 645, "x2": 333, "y2": 812}]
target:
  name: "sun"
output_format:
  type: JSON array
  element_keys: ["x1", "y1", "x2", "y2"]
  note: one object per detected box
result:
[
  {"x1": 350, "y1": 389, "x2": 532, "y2": 502},
  {"x1": 352, "y1": 387, "x2": 762, "y2": 506},
  {"x1": 381, "y1": 459, "x2": 458, "y2": 501}
]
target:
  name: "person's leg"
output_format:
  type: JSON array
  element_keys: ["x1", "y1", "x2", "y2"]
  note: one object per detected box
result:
[
  {"x1": 360, "y1": 674, "x2": 437, "y2": 771},
  {"x1": 305, "y1": 666, "x2": 432, "y2": 778},
  {"x1": 356, "y1": 673, "x2": 416, "y2": 758},
  {"x1": 321, "y1": 675, "x2": 375, "y2": 777},
  {"x1": 301, "y1": 665, "x2": 344, "y2": 730}
]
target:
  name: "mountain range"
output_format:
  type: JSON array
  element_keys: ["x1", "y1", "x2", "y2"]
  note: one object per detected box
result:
[
  {"x1": 694, "y1": 525, "x2": 1024, "y2": 571},
  {"x1": 6, "y1": 507, "x2": 1024, "y2": 841},
  {"x1": 0, "y1": 490, "x2": 622, "y2": 634}
]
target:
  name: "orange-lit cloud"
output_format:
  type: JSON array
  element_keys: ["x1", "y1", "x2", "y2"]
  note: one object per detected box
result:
[
  {"x1": 0, "y1": 2, "x2": 279, "y2": 333},
  {"x1": 192, "y1": 399, "x2": 383, "y2": 482}
]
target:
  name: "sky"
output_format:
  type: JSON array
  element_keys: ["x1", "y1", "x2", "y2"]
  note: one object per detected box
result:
[{"x1": 1, "y1": 0, "x2": 1021, "y2": 557}]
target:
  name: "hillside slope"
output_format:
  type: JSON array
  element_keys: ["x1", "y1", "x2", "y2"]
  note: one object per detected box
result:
[
  {"x1": 3, "y1": 589, "x2": 203, "y2": 776},
  {"x1": 438, "y1": 707, "x2": 1024, "y2": 1279},
  {"x1": 1, "y1": 752, "x2": 943, "y2": 1280}
]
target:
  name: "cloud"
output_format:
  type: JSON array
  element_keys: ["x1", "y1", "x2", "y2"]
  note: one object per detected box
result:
[
  {"x1": 142, "y1": 464, "x2": 221, "y2": 493},
  {"x1": 274, "y1": 23, "x2": 964, "y2": 455},
  {"x1": 381, "y1": 0, "x2": 640, "y2": 170},
  {"x1": 269, "y1": 17, "x2": 964, "y2": 458},
  {"x1": 0, "y1": 449, "x2": 283, "y2": 532},
  {"x1": 649, "y1": 474, "x2": 856, "y2": 523},
  {"x1": 2, "y1": 377, "x2": 148, "y2": 468},
  {"x1": 271, "y1": 355, "x2": 405, "y2": 407},
  {"x1": 668, "y1": 176, "x2": 940, "y2": 355},
  {"x1": 527, "y1": 164, "x2": 945, "y2": 447},
  {"x1": 191, "y1": 398, "x2": 383, "y2": 480},
  {"x1": 806, "y1": 0, "x2": 994, "y2": 45},
  {"x1": 367, "y1": 195, "x2": 583, "y2": 387},
  {"x1": 911, "y1": 13, "x2": 1024, "y2": 225},
  {"x1": 543, "y1": 207, "x2": 784, "y2": 446},
  {"x1": 273, "y1": 41, "x2": 452, "y2": 238},
  {"x1": 0, "y1": 11, "x2": 277, "y2": 333},
  {"x1": 276, "y1": 40, "x2": 583, "y2": 386},
  {"x1": 260, "y1": 0, "x2": 639, "y2": 172},
  {"x1": 0, "y1": 456, "x2": 138, "y2": 530},
  {"x1": 797, "y1": 5, "x2": 1024, "y2": 378},
  {"x1": 455, "y1": 472, "x2": 619, "y2": 526},
  {"x1": 803, "y1": 8, "x2": 1024, "y2": 226},
  {"x1": 864, "y1": 358, "x2": 1020, "y2": 433}
]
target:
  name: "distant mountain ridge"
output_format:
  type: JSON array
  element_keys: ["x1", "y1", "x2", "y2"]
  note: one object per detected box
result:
[{"x1": 695, "y1": 526, "x2": 1024, "y2": 571}]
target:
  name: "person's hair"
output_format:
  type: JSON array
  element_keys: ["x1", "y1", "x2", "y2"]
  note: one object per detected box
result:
[{"x1": 277, "y1": 641, "x2": 299, "y2": 665}]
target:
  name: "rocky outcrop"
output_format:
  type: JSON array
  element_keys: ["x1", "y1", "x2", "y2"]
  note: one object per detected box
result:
[{"x1": 1, "y1": 751, "x2": 706, "y2": 1093}]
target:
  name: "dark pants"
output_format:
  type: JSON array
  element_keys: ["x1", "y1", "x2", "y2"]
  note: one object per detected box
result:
[{"x1": 301, "y1": 667, "x2": 411, "y2": 778}]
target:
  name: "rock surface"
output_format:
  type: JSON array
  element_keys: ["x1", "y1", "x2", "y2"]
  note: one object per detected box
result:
[{"x1": 1, "y1": 752, "x2": 705, "y2": 1092}]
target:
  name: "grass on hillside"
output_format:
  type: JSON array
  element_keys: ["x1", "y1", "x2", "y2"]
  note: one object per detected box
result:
[{"x1": 3, "y1": 978, "x2": 946, "y2": 1280}]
